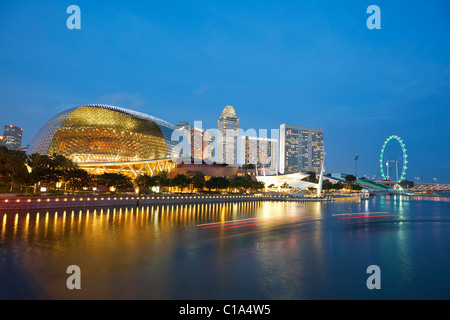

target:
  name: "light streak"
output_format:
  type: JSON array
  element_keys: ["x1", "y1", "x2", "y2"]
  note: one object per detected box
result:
[
  {"x1": 205, "y1": 215, "x2": 312, "y2": 229},
  {"x1": 199, "y1": 217, "x2": 262, "y2": 228},
  {"x1": 338, "y1": 214, "x2": 400, "y2": 219},
  {"x1": 332, "y1": 212, "x2": 389, "y2": 216}
]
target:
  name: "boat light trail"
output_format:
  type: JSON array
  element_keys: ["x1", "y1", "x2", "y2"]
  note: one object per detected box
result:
[
  {"x1": 338, "y1": 214, "x2": 400, "y2": 219},
  {"x1": 208, "y1": 215, "x2": 312, "y2": 229},
  {"x1": 197, "y1": 217, "x2": 262, "y2": 228},
  {"x1": 332, "y1": 212, "x2": 389, "y2": 216}
]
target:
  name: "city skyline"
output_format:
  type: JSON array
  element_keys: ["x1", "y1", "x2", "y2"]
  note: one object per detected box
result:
[
  {"x1": 0, "y1": 99, "x2": 445, "y2": 184},
  {"x1": 0, "y1": 1, "x2": 449, "y2": 183}
]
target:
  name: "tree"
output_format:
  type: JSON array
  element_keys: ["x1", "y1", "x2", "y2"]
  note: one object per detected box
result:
[
  {"x1": 66, "y1": 168, "x2": 93, "y2": 192},
  {"x1": 251, "y1": 180, "x2": 265, "y2": 191},
  {"x1": 214, "y1": 177, "x2": 230, "y2": 190},
  {"x1": 171, "y1": 174, "x2": 191, "y2": 192},
  {"x1": 321, "y1": 180, "x2": 334, "y2": 190},
  {"x1": 188, "y1": 171, "x2": 205, "y2": 191},
  {"x1": 96, "y1": 173, "x2": 133, "y2": 191},
  {"x1": 230, "y1": 176, "x2": 251, "y2": 191},
  {"x1": 331, "y1": 182, "x2": 345, "y2": 190},
  {"x1": 12, "y1": 165, "x2": 32, "y2": 193},
  {"x1": 345, "y1": 183, "x2": 362, "y2": 191},
  {"x1": 135, "y1": 174, "x2": 158, "y2": 192},
  {"x1": 154, "y1": 171, "x2": 170, "y2": 190},
  {"x1": 399, "y1": 180, "x2": 414, "y2": 189},
  {"x1": 26, "y1": 153, "x2": 83, "y2": 192},
  {"x1": 306, "y1": 171, "x2": 318, "y2": 183},
  {"x1": 205, "y1": 176, "x2": 229, "y2": 191},
  {"x1": 30, "y1": 167, "x2": 63, "y2": 189},
  {"x1": 345, "y1": 175, "x2": 357, "y2": 184},
  {"x1": 0, "y1": 148, "x2": 28, "y2": 191},
  {"x1": 0, "y1": 146, "x2": 9, "y2": 182},
  {"x1": 26, "y1": 153, "x2": 52, "y2": 171},
  {"x1": 50, "y1": 153, "x2": 77, "y2": 171}
]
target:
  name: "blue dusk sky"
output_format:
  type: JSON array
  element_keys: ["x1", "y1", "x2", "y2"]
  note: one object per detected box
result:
[{"x1": 0, "y1": 1, "x2": 449, "y2": 183}]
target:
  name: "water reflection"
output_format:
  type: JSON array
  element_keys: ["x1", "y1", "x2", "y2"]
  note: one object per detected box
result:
[{"x1": 0, "y1": 197, "x2": 449, "y2": 299}]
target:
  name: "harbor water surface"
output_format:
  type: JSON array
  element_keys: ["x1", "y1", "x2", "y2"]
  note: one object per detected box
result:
[{"x1": 1, "y1": 195, "x2": 449, "y2": 299}]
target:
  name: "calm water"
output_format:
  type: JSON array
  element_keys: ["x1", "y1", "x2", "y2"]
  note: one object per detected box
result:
[{"x1": 1, "y1": 195, "x2": 449, "y2": 300}]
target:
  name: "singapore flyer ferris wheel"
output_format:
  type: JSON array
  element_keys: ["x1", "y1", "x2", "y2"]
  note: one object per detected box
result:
[{"x1": 379, "y1": 135, "x2": 408, "y2": 182}]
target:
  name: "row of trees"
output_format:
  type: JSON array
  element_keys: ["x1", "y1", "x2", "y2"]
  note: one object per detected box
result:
[
  {"x1": 1, "y1": 147, "x2": 100, "y2": 193},
  {"x1": 135, "y1": 171, "x2": 265, "y2": 193},
  {"x1": 320, "y1": 175, "x2": 362, "y2": 191},
  {"x1": 0, "y1": 147, "x2": 265, "y2": 194}
]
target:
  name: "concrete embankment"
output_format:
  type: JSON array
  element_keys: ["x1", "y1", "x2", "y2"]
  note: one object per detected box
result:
[{"x1": 0, "y1": 193, "x2": 335, "y2": 211}]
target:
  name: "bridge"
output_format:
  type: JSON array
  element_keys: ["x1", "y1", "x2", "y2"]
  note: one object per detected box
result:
[
  {"x1": 408, "y1": 183, "x2": 450, "y2": 192},
  {"x1": 372, "y1": 180, "x2": 449, "y2": 192}
]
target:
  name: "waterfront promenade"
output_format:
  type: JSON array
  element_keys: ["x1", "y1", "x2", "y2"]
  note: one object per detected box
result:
[{"x1": 0, "y1": 193, "x2": 341, "y2": 211}]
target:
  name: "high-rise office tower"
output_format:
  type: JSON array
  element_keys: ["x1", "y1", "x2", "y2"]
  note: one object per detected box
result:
[
  {"x1": 175, "y1": 121, "x2": 206, "y2": 161},
  {"x1": 2, "y1": 125, "x2": 23, "y2": 150},
  {"x1": 217, "y1": 105, "x2": 239, "y2": 165},
  {"x1": 237, "y1": 135, "x2": 278, "y2": 174},
  {"x1": 279, "y1": 124, "x2": 324, "y2": 174}
]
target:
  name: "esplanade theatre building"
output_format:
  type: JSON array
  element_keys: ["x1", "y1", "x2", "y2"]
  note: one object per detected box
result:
[{"x1": 28, "y1": 104, "x2": 238, "y2": 178}]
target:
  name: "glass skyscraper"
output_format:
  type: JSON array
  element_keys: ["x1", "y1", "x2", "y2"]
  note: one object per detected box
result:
[
  {"x1": 237, "y1": 135, "x2": 278, "y2": 174},
  {"x1": 279, "y1": 124, "x2": 324, "y2": 174},
  {"x1": 175, "y1": 121, "x2": 206, "y2": 161},
  {"x1": 2, "y1": 125, "x2": 23, "y2": 150},
  {"x1": 217, "y1": 105, "x2": 239, "y2": 165}
]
